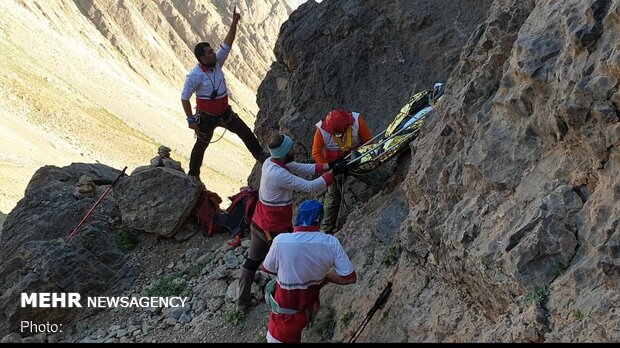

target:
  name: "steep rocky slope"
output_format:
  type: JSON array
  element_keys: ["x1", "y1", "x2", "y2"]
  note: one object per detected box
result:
[
  {"x1": 254, "y1": 0, "x2": 492, "y2": 153},
  {"x1": 0, "y1": 161, "x2": 343, "y2": 343},
  {"x1": 254, "y1": 0, "x2": 619, "y2": 343},
  {"x1": 249, "y1": 0, "x2": 494, "y2": 225},
  {"x1": 0, "y1": 0, "x2": 289, "y2": 214},
  {"x1": 252, "y1": 0, "x2": 620, "y2": 342},
  {"x1": 0, "y1": 163, "x2": 273, "y2": 343}
]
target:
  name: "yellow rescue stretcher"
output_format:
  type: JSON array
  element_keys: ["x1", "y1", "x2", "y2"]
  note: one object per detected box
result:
[{"x1": 347, "y1": 83, "x2": 445, "y2": 175}]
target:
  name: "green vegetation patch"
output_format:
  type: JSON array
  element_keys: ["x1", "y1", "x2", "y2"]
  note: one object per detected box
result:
[
  {"x1": 116, "y1": 228, "x2": 138, "y2": 253},
  {"x1": 225, "y1": 307, "x2": 246, "y2": 326},
  {"x1": 189, "y1": 262, "x2": 205, "y2": 278},
  {"x1": 381, "y1": 244, "x2": 403, "y2": 266},
  {"x1": 572, "y1": 309, "x2": 584, "y2": 321},
  {"x1": 315, "y1": 307, "x2": 336, "y2": 341},
  {"x1": 145, "y1": 276, "x2": 187, "y2": 297},
  {"x1": 81, "y1": 234, "x2": 95, "y2": 250},
  {"x1": 525, "y1": 285, "x2": 550, "y2": 306},
  {"x1": 340, "y1": 311, "x2": 354, "y2": 328}
]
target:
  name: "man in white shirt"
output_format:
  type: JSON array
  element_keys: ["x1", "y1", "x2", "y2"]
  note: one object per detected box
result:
[
  {"x1": 181, "y1": 7, "x2": 265, "y2": 179},
  {"x1": 261, "y1": 199, "x2": 357, "y2": 343},
  {"x1": 237, "y1": 134, "x2": 349, "y2": 311}
]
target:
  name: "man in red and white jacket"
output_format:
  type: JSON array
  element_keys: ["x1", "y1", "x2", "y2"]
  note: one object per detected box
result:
[
  {"x1": 181, "y1": 7, "x2": 265, "y2": 179},
  {"x1": 312, "y1": 108, "x2": 373, "y2": 234},
  {"x1": 261, "y1": 199, "x2": 357, "y2": 343},
  {"x1": 237, "y1": 134, "x2": 348, "y2": 310}
]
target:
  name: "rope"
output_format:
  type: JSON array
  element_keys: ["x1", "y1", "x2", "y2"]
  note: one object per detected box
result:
[
  {"x1": 209, "y1": 128, "x2": 227, "y2": 144},
  {"x1": 193, "y1": 122, "x2": 228, "y2": 144},
  {"x1": 335, "y1": 175, "x2": 347, "y2": 230}
]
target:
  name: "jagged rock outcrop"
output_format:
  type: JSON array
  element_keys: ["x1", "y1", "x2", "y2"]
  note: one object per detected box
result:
[
  {"x1": 0, "y1": 162, "x2": 213, "y2": 337},
  {"x1": 250, "y1": 0, "x2": 494, "y2": 224},
  {"x1": 257, "y1": 0, "x2": 619, "y2": 343},
  {"x1": 253, "y1": 0, "x2": 493, "y2": 152},
  {"x1": 0, "y1": 163, "x2": 135, "y2": 336}
]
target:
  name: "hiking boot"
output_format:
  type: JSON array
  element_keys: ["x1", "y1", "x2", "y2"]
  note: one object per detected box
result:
[{"x1": 236, "y1": 299, "x2": 258, "y2": 312}]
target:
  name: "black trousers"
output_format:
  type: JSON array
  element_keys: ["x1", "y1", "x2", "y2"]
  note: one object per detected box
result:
[{"x1": 188, "y1": 107, "x2": 262, "y2": 177}]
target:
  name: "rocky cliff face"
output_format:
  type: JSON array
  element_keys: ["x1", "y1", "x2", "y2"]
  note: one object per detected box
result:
[
  {"x1": 254, "y1": 0, "x2": 492, "y2": 155},
  {"x1": 0, "y1": 164, "x2": 133, "y2": 335},
  {"x1": 255, "y1": 0, "x2": 619, "y2": 343}
]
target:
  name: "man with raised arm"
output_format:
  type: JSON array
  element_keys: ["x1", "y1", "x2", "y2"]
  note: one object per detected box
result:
[{"x1": 181, "y1": 7, "x2": 266, "y2": 179}]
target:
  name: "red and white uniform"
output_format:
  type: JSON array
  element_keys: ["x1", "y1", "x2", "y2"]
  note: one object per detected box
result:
[
  {"x1": 262, "y1": 227, "x2": 356, "y2": 343},
  {"x1": 314, "y1": 112, "x2": 361, "y2": 162},
  {"x1": 252, "y1": 159, "x2": 333, "y2": 233},
  {"x1": 181, "y1": 43, "x2": 231, "y2": 115}
]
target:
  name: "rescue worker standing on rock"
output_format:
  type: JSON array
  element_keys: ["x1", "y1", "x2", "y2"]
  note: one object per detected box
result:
[
  {"x1": 261, "y1": 199, "x2": 357, "y2": 343},
  {"x1": 312, "y1": 108, "x2": 372, "y2": 234},
  {"x1": 181, "y1": 6, "x2": 266, "y2": 180},
  {"x1": 237, "y1": 134, "x2": 349, "y2": 311}
]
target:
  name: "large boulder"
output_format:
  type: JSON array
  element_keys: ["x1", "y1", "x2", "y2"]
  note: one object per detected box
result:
[{"x1": 112, "y1": 167, "x2": 203, "y2": 238}]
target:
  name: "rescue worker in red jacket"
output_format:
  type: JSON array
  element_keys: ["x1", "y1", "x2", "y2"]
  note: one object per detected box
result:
[{"x1": 312, "y1": 108, "x2": 372, "y2": 234}]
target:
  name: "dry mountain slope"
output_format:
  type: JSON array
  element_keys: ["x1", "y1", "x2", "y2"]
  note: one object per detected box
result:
[
  {"x1": 0, "y1": 0, "x2": 289, "y2": 214},
  {"x1": 4, "y1": 0, "x2": 618, "y2": 343}
]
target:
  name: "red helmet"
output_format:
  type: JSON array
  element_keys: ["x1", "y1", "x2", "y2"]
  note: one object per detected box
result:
[{"x1": 324, "y1": 109, "x2": 354, "y2": 134}]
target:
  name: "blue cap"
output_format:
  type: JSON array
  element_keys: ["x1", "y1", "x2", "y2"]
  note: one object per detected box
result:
[{"x1": 295, "y1": 200, "x2": 324, "y2": 227}]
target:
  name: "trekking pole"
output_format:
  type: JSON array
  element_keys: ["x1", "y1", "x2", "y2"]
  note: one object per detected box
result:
[
  {"x1": 67, "y1": 167, "x2": 127, "y2": 241},
  {"x1": 348, "y1": 281, "x2": 393, "y2": 343}
]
